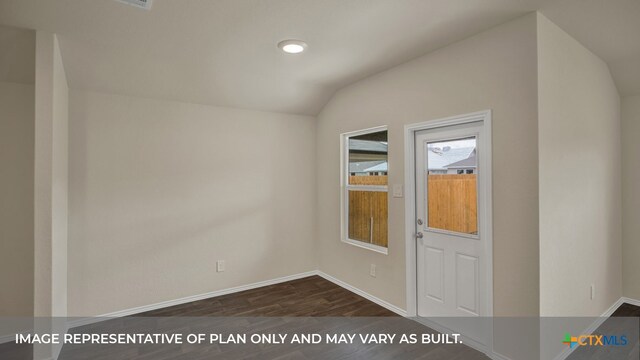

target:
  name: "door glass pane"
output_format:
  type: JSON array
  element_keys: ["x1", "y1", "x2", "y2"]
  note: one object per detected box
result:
[
  {"x1": 426, "y1": 137, "x2": 478, "y2": 235},
  {"x1": 348, "y1": 131, "x2": 387, "y2": 185},
  {"x1": 348, "y1": 190, "x2": 388, "y2": 247}
]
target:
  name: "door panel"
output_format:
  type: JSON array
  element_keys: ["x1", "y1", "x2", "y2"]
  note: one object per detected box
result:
[
  {"x1": 424, "y1": 247, "x2": 445, "y2": 303},
  {"x1": 455, "y1": 253, "x2": 479, "y2": 315},
  {"x1": 415, "y1": 121, "x2": 488, "y2": 346}
]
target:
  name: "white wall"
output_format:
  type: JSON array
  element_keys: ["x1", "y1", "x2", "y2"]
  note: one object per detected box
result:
[
  {"x1": 0, "y1": 81, "x2": 34, "y2": 317},
  {"x1": 0, "y1": 24, "x2": 35, "y2": 85},
  {"x1": 537, "y1": 14, "x2": 622, "y2": 318},
  {"x1": 2, "y1": 11, "x2": 628, "y2": 360},
  {"x1": 316, "y1": 14, "x2": 540, "y2": 316},
  {"x1": 67, "y1": 90, "x2": 317, "y2": 316},
  {"x1": 316, "y1": 15, "x2": 541, "y2": 359},
  {"x1": 622, "y1": 94, "x2": 640, "y2": 300},
  {"x1": 33, "y1": 31, "x2": 68, "y2": 359},
  {"x1": 34, "y1": 31, "x2": 69, "y2": 318},
  {"x1": 34, "y1": 31, "x2": 53, "y2": 322},
  {"x1": 52, "y1": 32, "x2": 69, "y2": 321},
  {"x1": 0, "y1": 25, "x2": 35, "y2": 321}
]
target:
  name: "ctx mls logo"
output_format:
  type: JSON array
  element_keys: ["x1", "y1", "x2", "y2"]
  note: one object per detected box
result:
[{"x1": 562, "y1": 333, "x2": 628, "y2": 349}]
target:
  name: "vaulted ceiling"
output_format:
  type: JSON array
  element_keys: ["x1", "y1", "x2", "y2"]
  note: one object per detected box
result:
[
  {"x1": 0, "y1": 0, "x2": 638, "y2": 115},
  {"x1": 542, "y1": 0, "x2": 640, "y2": 98}
]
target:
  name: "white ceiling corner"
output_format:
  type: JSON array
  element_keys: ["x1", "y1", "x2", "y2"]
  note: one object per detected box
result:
[{"x1": 0, "y1": 0, "x2": 638, "y2": 115}]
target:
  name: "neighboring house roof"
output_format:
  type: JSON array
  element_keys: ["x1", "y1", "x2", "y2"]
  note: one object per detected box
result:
[
  {"x1": 445, "y1": 154, "x2": 477, "y2": 169},
  {"x1": 349, "y1": 139, "x2": 388, "y2": 153},
  {"x1": 349, "y1": 160, "x2": 386, "y2": 173},
  {"x1": 349, "y1": 144, "x2": 472, "y2": 173},
  {"x1": 363, "y1": 162, "x2": 388, "y2": 172},
  {"x1": 427, "y1": 147, "x2": 475, "y2": 170}
]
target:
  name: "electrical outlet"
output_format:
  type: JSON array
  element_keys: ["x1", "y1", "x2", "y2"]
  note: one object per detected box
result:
[
  {"x1": 590, "y1": 284, "x2": 595, "y2": 300},
  {"x1": 217, "y1": 260, "x2": 225, "y2": 272},
  {"x1": 370, "y1": 264, "x2": 376, "y2": 277}
]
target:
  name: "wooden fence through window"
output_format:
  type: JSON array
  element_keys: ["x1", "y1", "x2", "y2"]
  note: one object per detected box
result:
[
  {"x1": 347, "y1": 174, "x2": 478, "y2": 246},
  {"x1": 427, "y1": 174, "x2": 477, "y2": 234},
  {"x1": 348, "y1": 176, "x2": 388, "y2": 247}
]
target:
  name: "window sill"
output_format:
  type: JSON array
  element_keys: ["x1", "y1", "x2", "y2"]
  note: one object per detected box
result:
[{"x1": 341, "y1": 238, "x2": 388, "y2": 255}]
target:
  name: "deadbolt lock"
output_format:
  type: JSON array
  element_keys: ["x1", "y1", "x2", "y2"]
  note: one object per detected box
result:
[{"x1": 416, "y1": 219, "x2": 423, "y2": 225}]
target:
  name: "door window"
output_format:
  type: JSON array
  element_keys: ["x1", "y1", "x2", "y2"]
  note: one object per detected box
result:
[{"x1": 426, "y1": 137, "x2": 478, "y2": 235}]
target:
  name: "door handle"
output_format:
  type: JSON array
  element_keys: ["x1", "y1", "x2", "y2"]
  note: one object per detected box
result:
[{"x1": 415, "y1": 232, "x2": 423, "y2": 239}]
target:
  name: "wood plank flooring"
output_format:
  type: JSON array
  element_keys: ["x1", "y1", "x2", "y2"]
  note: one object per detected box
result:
[
  {"x1": 0, "y1": 342, "x2": 31, "y2": 360},
  {"x1": 136, "y1": 275, "x2": 397, "y2": 317},
  {"x1": 56, "y1": 276, "x2": 487, "y2": 359},
  {"x1": 566, "y1": 301, "x2": 640, "y2": 359},
  {"x1": 612, "y1": 303, "x2": 640, "y2": 317},
  {"x1": 2, "y1": 276, "x2": 639, "y2": 359}
]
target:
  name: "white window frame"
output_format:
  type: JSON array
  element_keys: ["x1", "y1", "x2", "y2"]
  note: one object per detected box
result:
[{"x1": 340, "y1": 125, "x2": 389, "y2": 255}]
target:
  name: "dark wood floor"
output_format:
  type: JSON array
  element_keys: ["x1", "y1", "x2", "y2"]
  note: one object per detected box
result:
[
  {"x1": 566, "y1": 302, "x2": 640, "y2": 359},
  {"x1": 2, "y1": 276, "x2": 639, "y2": 359},
  {"x1": 612, "y1": 303, "x2": 640, "y2": 317},
  {"x1": 137, "y1": 275, "x2": 397, "y2": 317},
  {"x1": 58, "y1": 276, "x2": 487, "y2": 359},
  {"x1": 0, "y1": 342, "x2": 31, "y2": 360},
  {"x1": 0, "y1": 276, "x2": 399, "y2": 360}
]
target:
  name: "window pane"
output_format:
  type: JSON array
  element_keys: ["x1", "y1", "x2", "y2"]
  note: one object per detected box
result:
[
  {"x1": 426, "y1": 137, "x2": 477, "y2": 235},
  {"x1": 348, "y1": 130, "x2": 387, "y2": 185},
  {"x1": 348, "y1": 190, "x2": 388, "y2": 247}
]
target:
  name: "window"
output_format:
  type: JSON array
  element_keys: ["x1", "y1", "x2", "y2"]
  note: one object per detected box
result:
[
  {"x1": 426, "y1": 137, "x2": 478, "y2": 235},
  {"x1": 341, "y1": 127, "x2": 388, "y2": 254}
]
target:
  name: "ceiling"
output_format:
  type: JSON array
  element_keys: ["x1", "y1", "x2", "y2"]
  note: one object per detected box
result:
[
  {"x1": 0, "y1": 0, "x2": 637, "y2": 115},
  {"x1": 542, "y1": 0, "x2": 640, "y2": 98}
]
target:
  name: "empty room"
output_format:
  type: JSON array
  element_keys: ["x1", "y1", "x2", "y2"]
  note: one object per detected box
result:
[{"x1": 1, "y1": 0, "x2": 639, "y2": 359}]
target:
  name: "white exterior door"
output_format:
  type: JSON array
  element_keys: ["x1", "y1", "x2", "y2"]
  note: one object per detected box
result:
[{"x1": 414, "y1": 120, "x2": 490, "y2": 347}]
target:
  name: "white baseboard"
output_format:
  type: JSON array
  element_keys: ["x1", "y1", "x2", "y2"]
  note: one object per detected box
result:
[
  {"x1": 416, "y1": 316, "x2": 489, "y2": 354},
  {"x1": 67, "y1": 270, "x2": 409, "y2": 329},
  {"x1": 0, "y1": 333, "x2": 16, "y2": 344},
  {"x1": 621, "y1": 296, "x2": 640, "y2": 307},
  {"x1": 316, "y1": 271, "x2": 407, "y2": 316},
  {"x1": 0, "y1": 329, "x2": 33, "y2": 345},
  {"x1": 36, "y1": 272, "x2": 639, "y2": 360},
  {"x1": 552, "y1": 297, "x2": 628, "y2": 360},
  {"x1": 1, "y1": 324, "x2": 68, "y2": 360},
  {"x1": 583, "y1": 297, "x2": 626, "y2": 334},
  {"x1": 67, "y1": 270, "x2": 318, "y2": 328},
  {"x1": 490, "y1": 350, "x2": 514, "y2": 360}
]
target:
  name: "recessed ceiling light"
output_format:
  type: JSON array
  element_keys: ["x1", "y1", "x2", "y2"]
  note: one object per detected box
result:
[{"x1": 278, "y1": 40, "x2": 307, "y2": 54}]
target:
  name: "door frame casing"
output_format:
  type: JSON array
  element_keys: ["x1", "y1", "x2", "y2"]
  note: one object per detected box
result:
[{"x1": 403, "y1": 110, "x2": 493, "y2": 347}]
